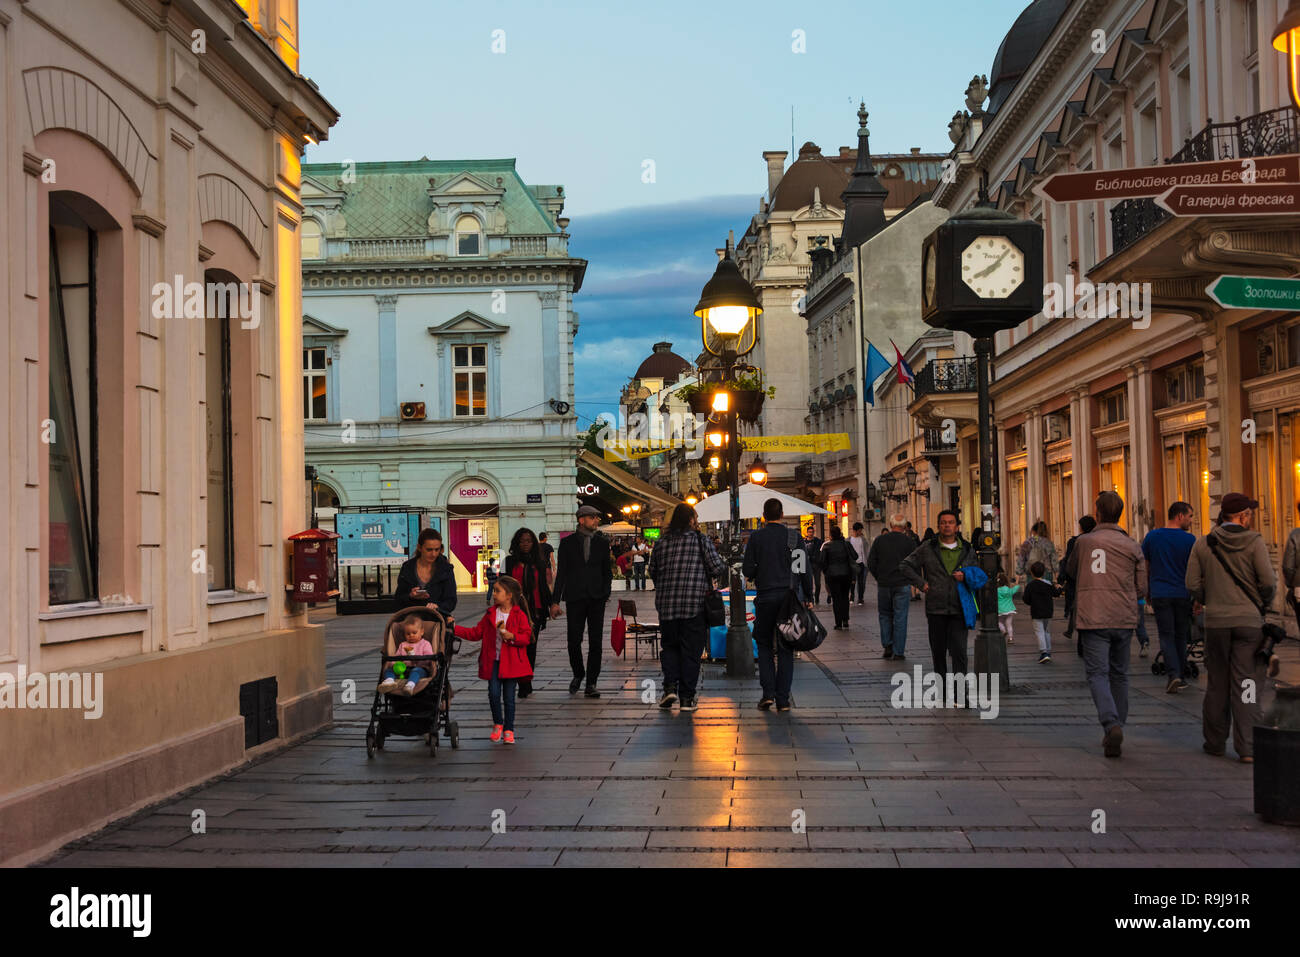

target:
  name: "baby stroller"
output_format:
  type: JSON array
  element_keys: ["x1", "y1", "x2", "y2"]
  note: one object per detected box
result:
[
  {"x1": 366, "y1": 606, "x2": 461, "y2": 757},
  {"x1": 1150, "y1": 610, "x2": 1205, "y2": 678}
]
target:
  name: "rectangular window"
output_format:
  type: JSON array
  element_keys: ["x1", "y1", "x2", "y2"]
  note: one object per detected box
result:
[
  {"x1": 1175, "y1": 67, "x2": 1193, "y2": 147},
  {"x1": 206, "y1": 276, "x2": 235, "y2": 591},
  {"x1": 1099, "y1": 388, "x2": 1127, "y2": 425},
  {"x1": 454, "y1": 344, "x2": 488, "y2": 417},
  {"x1": 1138, "y1": 101, "x2": 1160, "y2": 165},
  {"x1": 303, "y1": 347, "x2": 328, "y2": 421},
  {"x1": 48, "y1": 216, "x2": 97, "y2": 604}
]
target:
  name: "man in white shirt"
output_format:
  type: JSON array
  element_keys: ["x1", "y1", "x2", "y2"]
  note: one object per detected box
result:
[
  {"x1": 849, "y1": 522, "x2": 869, "y2": 606},
  {"x1": 631, "y1": 538, "x2": 649, "y2": 591}
]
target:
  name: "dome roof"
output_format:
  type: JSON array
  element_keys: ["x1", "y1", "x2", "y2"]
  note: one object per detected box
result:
[
  {"x1": 987, "y1": 0, "x2": 1070, "y2": 114},
  {"x1": 769, "y1": 142, "x2": 850, "y2": 213},
  {"x1": 635, "y1": 341, "x2": 691, "y2": 381}
]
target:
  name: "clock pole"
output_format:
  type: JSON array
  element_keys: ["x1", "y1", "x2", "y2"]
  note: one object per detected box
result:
[{"x1": 972, "y1": 336, "x2": 1010, "y2": 692}]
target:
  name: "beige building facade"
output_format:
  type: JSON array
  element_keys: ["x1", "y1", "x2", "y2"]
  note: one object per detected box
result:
[
  {"x1": 0, "y1": 0, "x2": 337, "y2": 864},
  {"x1": 925, "y1": 0, "x2": 1300, "y2": 575}
]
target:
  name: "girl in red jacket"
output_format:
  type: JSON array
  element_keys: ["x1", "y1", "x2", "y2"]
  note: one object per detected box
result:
[{"x1": 455, "y1": 575, "x2": 533, "y2": 744}]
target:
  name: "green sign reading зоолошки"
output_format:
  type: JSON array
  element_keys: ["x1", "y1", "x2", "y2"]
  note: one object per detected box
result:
[{"x1": 1207, "y1": 275, "x2": 1300, "y2": 312}]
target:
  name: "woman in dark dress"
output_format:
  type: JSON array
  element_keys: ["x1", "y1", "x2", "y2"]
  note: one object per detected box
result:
[
  {"x1": 505, "y1": 527, "x2": 551, "y2": 698},
  {"x1": 394, "y1": 528, "x2": 458, "y2": 616}
]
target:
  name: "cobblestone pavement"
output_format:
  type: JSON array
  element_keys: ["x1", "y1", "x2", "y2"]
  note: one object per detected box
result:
[{"x1": 41, "y1": 586, "x2": 1300, "y2": 867}]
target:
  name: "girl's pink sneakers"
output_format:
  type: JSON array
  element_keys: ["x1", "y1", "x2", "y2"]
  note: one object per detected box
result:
[
  {"x1": 489, "y1": 724, "x2": 503, "y2": 742},
  {"x1": 503, "y1": 731, "x2": 515, "y2": 745}
]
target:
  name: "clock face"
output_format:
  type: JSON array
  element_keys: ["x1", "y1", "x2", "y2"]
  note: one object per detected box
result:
[
  {"x1": 923, "y1": 244, "x2": 937, "y2": 308},
  {"x1": 960, "y1": 235, "x2": 1024, "y2": 299}
]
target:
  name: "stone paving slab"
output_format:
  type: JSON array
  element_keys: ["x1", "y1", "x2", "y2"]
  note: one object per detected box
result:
[{"x1": 38, "y1": 591, "x2": 1300, "y2": 868}]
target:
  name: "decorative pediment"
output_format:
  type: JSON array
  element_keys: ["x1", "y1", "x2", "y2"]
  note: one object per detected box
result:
[
  {"x1": 427, "y1": 311, "x2": 510, "y2": 357},
  {"x1": 426, "y1": 172, "x2": 508, "y2": 236},
  {"x1": 427, "y1": 171, "x2": 504, "y2": 202},
  {"x1": 1148, "y1": 0, "x2": 1188, "y2": 44},
  {"x1": 1014, "y1": 155, "x2": 1038, "y2": 197},
  {"x1": 428, "y1": 310, "x2": 509, "y2": 335},
  {"x1": 1115, "y1": 28, "x2": 1160, "y2": 86},
  {"x1": 303, "y1": 314, "x2": 348, "y2": 338}
]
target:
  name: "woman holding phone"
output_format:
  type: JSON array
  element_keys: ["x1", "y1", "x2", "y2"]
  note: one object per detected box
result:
[{"x1": 395, "y1": 528, "x2": 458, "y2": 616}]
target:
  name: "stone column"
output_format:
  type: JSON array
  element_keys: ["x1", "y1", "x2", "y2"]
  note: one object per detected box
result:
[
  {"x1": 1073, "y1": 386, "x2": 1095, "y2": 516},
  {"x1": 1024, "y1": 405, "x2": 1044, "y2": 531},
  {"x1": 1125, "y1": 361, "x2": 1151, "y2": 535},
  {"x1": 376, "y1": 294, "x2": 398, "y2": 419},
  {"x1": 539, "y1": 290, "x2": 560, "y2": 411}
]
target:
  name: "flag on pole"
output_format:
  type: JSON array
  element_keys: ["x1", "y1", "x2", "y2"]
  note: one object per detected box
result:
[
  {"x1": 892, "y1": 341, "x2": 915, "y2": 388},
  {"x1": 863, "y1": 342, "x2": 892, "y2": 406}
]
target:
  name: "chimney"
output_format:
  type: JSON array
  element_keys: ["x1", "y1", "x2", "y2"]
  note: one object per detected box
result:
[
  {"x1": 762, "y1": 151, "x2": 787, "y2": 200},
  {"x1": 910, "y1": 147, "x2": 921, "y2": 155}
]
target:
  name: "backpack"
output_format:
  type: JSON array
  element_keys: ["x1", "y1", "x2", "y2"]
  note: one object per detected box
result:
[{"x1": 776, "y1": 588, "x2": 827, "y2": 651}]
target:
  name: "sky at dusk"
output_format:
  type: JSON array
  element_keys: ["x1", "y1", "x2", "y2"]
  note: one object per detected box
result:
[{"x1": 300, "y1": 0, "x2": 1036, "y2": 411}]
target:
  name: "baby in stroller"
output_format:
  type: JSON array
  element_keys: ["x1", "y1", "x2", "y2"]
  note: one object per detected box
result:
[{"x1": 380, "y1": 614, "x2": 434, "y2": 694}]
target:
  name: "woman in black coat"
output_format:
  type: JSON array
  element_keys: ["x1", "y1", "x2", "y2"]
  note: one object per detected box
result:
[
  {"x1": 821, "y1": 525, "x2": 857, "y2": 629},
  {"x1": 394, "y1": 528, "x2": 458, "y2": 616},
  {"x1": 505, "y1": 526, "x2": 551, "y2": 698}
]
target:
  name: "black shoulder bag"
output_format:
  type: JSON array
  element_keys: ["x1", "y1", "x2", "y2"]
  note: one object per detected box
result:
[
  {"x1": 1206, "y1": 536, "x2": 1287, "y2": 651},
  {"x1": 697, "y1": 532, "x2": 726, "y2": 626}
]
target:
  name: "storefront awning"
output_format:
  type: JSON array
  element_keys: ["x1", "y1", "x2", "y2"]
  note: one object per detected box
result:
[{"x1": 577, "y1": 450, "x2": 683, "y2": 517}]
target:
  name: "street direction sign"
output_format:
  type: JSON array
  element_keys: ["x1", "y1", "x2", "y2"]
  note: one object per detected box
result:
[
  {"x1": 1156, "y1": 181, "x2": 1300, "y2": 216},
  {"x1": 1035, "y1": 153, "x2": 1300, "y2": 203},
  {"x1": 1206, "y1": 275, "x2": 1300, "y2": 311}
]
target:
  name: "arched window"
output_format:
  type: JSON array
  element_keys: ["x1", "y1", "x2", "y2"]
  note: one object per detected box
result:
[
  {"x1": 455, "y1": 214, "x2": 481, "y2": 256},
  {"x1": 301, "y1": 218, "x2": 323, "y2": 260}
]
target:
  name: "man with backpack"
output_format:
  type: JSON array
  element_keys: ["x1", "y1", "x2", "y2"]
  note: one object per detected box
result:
[
  {"x1": 743, "y1": 498, "x2": 813, "y2": 712},
  {"x1": 1185, "y1": 493, "x2": 1275, "y2": 764},
  {"x1": 1017, "y1": 521, "x2": 1059, "y2": 585}
]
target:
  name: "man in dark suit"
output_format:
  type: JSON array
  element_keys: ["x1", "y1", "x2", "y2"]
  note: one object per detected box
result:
[{"x1": 550, "y1": 505, "x2": 613, "y2": 697}]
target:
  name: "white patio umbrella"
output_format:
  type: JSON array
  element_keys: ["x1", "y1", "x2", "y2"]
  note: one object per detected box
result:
[
  {"x1": 691, "y1": 483, "x2": 829, "y2": 524},
  {"x1": 598, "y1": 521, "x2": 638, "y2": 535}
]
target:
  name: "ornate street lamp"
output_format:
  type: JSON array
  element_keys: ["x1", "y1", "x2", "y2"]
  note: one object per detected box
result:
[
  {"x1": 748, "y1": 457, "x2": 769, "y2": 486},
  {"x1": 1274, "y1": 3, "x2": 1300, "y2": 111},
  {"x1": 685, "y1": 489, "x2": 699, "y2": 507},
  {"x1": 695, "y1": 236, "x2": 762, "y2": 678},
  {"x1": 904, "y1": 463, "x2": 919, "y2": 491},
  {"x1": 879, "y1": 472, "x2": 898, "y2": 497}
]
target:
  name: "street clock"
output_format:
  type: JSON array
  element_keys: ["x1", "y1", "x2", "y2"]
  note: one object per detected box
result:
[{"x1": 920, "y1": 206, "x2": 1044, "y2": 336}]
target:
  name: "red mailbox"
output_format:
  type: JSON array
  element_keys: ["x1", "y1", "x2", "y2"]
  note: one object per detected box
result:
[{"x1": 288, "y1": 528, "x2": 340, "y2": 604}]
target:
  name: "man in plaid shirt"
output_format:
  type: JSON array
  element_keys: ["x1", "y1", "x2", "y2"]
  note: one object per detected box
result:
[{"x1": 648, "y1": 505, "x2": 727, "y2": 712}]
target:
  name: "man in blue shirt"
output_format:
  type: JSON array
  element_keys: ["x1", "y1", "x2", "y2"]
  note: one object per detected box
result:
[{"x1": 1141, "y1": 501, "x2": 1197, "y2": 693}]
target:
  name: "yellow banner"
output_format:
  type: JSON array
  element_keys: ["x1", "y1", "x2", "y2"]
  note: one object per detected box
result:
[
  {"x1": 601, "y1": 440, "x2": 685, "y2": 462},
  {"x1": 602, "y1": 432, "x2": 851, "y2": 461},
  {"x1": 741, "y1": 433, "x2": 851, "y2": 454}
]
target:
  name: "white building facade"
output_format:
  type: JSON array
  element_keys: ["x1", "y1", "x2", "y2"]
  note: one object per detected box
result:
[{"x1": 300, "y1": 159, "x2": 586, "y2": 588}]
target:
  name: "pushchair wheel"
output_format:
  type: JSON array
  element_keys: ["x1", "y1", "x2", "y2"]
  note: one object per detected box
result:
[
  {"x1": 365, "y1": 727, "x2": 376, "y2": 759},
  {"x1": 1187, "y1": 661, "x2": 1199, "y2": 678},
  {"x1": 429, "y1": 731, "x2": 438, "y2": 756},
  {"x1": 449, "y1": 721, "x2": 460, "y2": 749}
]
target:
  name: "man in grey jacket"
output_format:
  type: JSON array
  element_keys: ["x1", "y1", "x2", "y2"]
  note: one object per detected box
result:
[
  {"x1": 1065, "y1": 491, "x2": 1147, "y2": 758},
  {"x1": 899, "y1": 509, "x2": 977, "y2": 695},
  {"x1": 1186, "y1": 492, "x2": 1276, "y2": 763}
]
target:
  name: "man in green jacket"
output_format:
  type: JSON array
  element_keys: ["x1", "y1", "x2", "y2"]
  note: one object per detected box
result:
[
  {"x1": 1186, "y1": 492, "x2": 1276, "y2": 763},
  {"x1": 899, "y1": 509, "x2": 978, "y2": 695}
]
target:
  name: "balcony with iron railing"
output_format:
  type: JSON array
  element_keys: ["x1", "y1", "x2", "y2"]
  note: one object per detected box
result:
[
  {"x1": 922, "y1": 428, "x2": 958, "y2": 456},
  {"x1": 913, "y1": 357, "x2": 978, "y2": 398},
  {"x1": 1110, "y1": 106, "x2": 1300, "y2": 253}
]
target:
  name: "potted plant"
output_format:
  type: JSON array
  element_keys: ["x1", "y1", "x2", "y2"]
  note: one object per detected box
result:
[{"x1": 676, "y1": 373, "x2": 775, "y2": 424}]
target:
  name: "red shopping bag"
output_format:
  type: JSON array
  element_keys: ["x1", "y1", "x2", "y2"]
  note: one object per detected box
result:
[{"x1": 610, "y1": 608, "x2": 626, "y2": 656}]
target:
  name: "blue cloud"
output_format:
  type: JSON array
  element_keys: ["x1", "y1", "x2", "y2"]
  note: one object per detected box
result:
[{"x1": 568, "y1": 194, "x2": 757, "y2": 412}]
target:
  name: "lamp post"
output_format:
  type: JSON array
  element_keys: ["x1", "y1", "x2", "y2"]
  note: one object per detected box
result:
[
  {"x1": 1274, "y1": 2, "x2": 1300, "y2": 110},
  {"x1": 696, "y1": 237, "x2": 762, "y2": 678}
]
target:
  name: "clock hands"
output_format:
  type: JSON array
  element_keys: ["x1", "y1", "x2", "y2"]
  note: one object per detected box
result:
[{"x1": 971, "y1": 248, "x2": 1010, "y2": 280}]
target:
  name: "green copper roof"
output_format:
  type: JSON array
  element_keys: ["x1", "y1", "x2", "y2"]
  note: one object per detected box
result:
[{"x1": 302, "y1": 158, "x2": 560, "y2": 238}]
